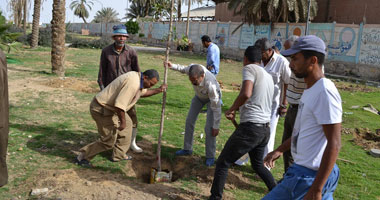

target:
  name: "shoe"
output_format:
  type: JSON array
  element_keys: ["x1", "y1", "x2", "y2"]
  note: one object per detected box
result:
[
  {"x1": 175, "y1": 149, "x2": 192, "y2": 156},
  {"x1": 131, "y1": 128, "x2": 143, "y2": 153},
  {"x1": 74, "y1": 158, "x2": 92, "y2": 168},
  {"x1": 205, "y1": 158, "x2": 215, "y2": 167},
  {"x1": 112, "y1": 155, "x2": 132, "y2": 162}
]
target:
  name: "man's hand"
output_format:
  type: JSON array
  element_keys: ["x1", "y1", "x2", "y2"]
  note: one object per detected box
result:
[
  {"x1": 225, "y1": 109, "x2": 235, "y2": 121},
  {"x1": 278, "y1": 107, "x2": 287, "y2": 117},
  {"x1": 303, "y1": 188, "x2": 322, "y2": 200},
  {"x1": 163, "y1": 61, "x2": 172, "y2": 68},
  {"x1": 264, "y1": 150, "x2": 283, "y2": 169},
  {"x1": 118, "y1": 120, "x2": 126, "y2": 131},
  {"x1": 212, "y1": 128, "x2": 219, "y2": 137},
  {"x1": 159, "y1": 84, "x2": 168, "y2": 92},
  {"x1": 207, "y1": 65, "x2": 214, "y2": 71}
]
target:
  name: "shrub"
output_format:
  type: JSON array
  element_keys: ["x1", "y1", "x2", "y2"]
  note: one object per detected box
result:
[
  {"x1": 125, "y1": 21, "x2": 139, "y2": 35},
  {"x1": 70, "y1": 36, "x2": 113, "y2": 49},
  {"x1": 138, "y1": 33, "x2": 145, "y2": 38},
  {"x1": 17, "y1": 27, "x2": 75, "y2": 46}
]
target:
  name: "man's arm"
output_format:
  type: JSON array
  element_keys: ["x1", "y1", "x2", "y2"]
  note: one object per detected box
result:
[
  {"x1": 164, "y1": 61, "x2": 190, "y2": 74},
  {"x1": 208, "y1": 83, "x2": 221, "y2": 137},
  {"x1": 115, "y1": 107, "x2": 126, "y2": 131},
  {"x1": 225, "y1": 80, "x2": 253, "y2": 121},
  {"x1": 98, "y1": 50, "x2": 107, "y2": 90},
  {"x1": 303, "y1": 123, "x2": 341, "y2": 200},
  {"x1": 206, "y1": 48, "x2": 217, "y2": 72},
  {"x1": 278, "y1": 83, "x2": 288, "y2": 116},
  {"x1": 141, "y1": 84, "x2": 167, "y2": 97},
  {"x1": 264, "y1": 138, "x2": 291, "y2": 168},
  {"x1": 131, "y1": 50, "x2": 140, "y2": 72}
]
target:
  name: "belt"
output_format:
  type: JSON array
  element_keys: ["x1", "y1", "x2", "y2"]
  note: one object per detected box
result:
[
  {"x1": 243, "y1": 122, "x2": 270, "y2": 127},
  {"x1": 289, "y1": 104, "x2": 299, "y2": 109}
]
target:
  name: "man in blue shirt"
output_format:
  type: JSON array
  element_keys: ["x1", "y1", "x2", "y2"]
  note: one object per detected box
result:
[{"x1": 201, "y1": 35, "x2": 220, "y2": 76}]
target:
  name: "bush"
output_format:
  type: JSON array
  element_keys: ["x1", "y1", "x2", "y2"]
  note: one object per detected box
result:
[
  {"x1": 17, "y1": 27, "x2": 75, "y2": 46},
  {"x1": 138, "y1": 33, "x2": 145, "y2": 38},
  {"x1": 125, "y1": 21, "x2": 139, "y2": 35},
  {"x1": 69, "y1": 36, "x2": 113, "y2": 49}
]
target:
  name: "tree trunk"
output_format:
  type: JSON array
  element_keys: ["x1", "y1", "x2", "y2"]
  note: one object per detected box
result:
[
  {"x1": 185, "y1": 0, "x2": 191, "y2": 37},
  {"x1": 31, "y1": 0, "x2": 41, "y2": 48},
  {"x1": 144, "y1": 0, "x2": 150, "y2": 17},
  {"x1": 23, "y1": 0, "x2": 27, "y2": 35},
  {"x1": 82, "y1": 16, "x2": 87, "y2": 24},
  {"x1": 51, "y1": 0, "x2": 66, "y2": 77},
  {"x1": 177, "y1": 0, "x2": 181, "y2": 21}
]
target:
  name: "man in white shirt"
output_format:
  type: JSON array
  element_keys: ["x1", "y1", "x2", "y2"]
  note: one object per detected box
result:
[
  {"x1": 164, "y1": 62, "x2": 222, "y2": 167},
  {"x1": 263, "y1": 35, "x2": 342, "y2": 200},
  {"x1": 209, "y1": 46, "x2": 276, "y2": 200},
  {"x1": 254, "y1": 38, "x2": 291, "y2": 159}
]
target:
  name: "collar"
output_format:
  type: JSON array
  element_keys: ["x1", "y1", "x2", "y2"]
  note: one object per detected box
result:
[
  {"x1": 112, "y1": 43, "x2": 126, "y2": 54},
  {"x1": 199, "y1": 75, "x2": 206, "y2": 87},
  {"x1": 262, "y1": 52, "x2": 278, "y2": 67},
  {"x1": 140, "y1": 72, "x2": 144, "y2": 89},
  {"x1": 207, "y1": 43, "x2": 214, "y2": 49}
]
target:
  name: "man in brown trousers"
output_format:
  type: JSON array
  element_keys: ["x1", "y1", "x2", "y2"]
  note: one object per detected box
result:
[
  {"x1": 75, "y1": 69, "x2": 166, "y2": 166},
  {"x1": 0, "y1": 49, "x2": 9, "y2": 187}
]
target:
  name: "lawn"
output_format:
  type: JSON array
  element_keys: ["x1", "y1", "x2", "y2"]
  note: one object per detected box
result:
[{"x1": 1, "y1": 44, "x2": 380, "y2": 199}]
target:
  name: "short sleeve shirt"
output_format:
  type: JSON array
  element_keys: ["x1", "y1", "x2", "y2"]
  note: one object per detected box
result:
[{"x1": 291, "y1": 78, "x2": 342, "y2": 170}]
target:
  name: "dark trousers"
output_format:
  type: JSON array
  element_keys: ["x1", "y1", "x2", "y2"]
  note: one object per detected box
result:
[
  {"x1": 281, "y1": 105, "x2": 298, "y2": 173},
  {"x1": 209, "y1": 122, "x2": 277, "y2": 200}
]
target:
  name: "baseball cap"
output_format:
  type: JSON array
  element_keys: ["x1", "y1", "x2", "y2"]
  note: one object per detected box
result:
[
  {"x1": 112, "y1": 24, "x2": 129, "y2": 37},
  {"x1": 281, "y1": 35, "x2": 326, "y2": 56}
]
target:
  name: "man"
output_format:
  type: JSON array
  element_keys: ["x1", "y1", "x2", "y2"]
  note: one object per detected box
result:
[
  {"x1": 201, "y1": 35, "x2": 220, "y2": 76},
  {"x1": 165, "y1": 61, "x2": 221, "y2": 166},
  {"x1": 254, "y1": 38, "x2": 291, "y2": 159},
  {"x1": 0, "y1": 49, "x2": 9, "y2": 187},
  {"x1": 98, "y1": 24, "x2": 143, "y2": 153},
  {"x1": 209, "y1": 46, "x2": 276, "y2": 200},
  {"x1": 263, "y1": 35, "x2": 342, "y2": 200},
  {"x1": 76, "y1": 70, "x2": 167, "y2": 166},
  {"x1": 281, "y1": 35, "x2": 306, "y2": 173}
]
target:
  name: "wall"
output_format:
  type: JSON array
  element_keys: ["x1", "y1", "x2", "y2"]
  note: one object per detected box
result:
[{"x1": 66, "y1": 21, "x2": 380, "y2": 81}]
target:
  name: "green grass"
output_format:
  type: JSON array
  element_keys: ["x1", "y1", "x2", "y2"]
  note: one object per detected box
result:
[{"x1": 1, "y1": 45, "x2": 380, "y2": 199}]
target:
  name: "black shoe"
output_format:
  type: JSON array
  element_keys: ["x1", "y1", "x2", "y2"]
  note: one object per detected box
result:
[{"x1": 74, "y1": 158, "x2": 92, "y2": 168}]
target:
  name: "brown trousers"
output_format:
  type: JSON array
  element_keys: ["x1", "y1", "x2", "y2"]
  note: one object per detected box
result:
[
  {"x1": 80, "y1": 99, "x2": 133, "y2": 161},
  {"x1": 0, "y1": 50, "x2": 9, "y2": 187}
]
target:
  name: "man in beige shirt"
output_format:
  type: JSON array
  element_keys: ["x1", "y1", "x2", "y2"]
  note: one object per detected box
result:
[{"x1": 76, "y1": 70, "x2": 167, "y2": 166}]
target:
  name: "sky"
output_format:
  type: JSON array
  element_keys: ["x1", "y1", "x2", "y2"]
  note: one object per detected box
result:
[{"x1": 0, "y1": 0, "x2": 215, "y2": 24}]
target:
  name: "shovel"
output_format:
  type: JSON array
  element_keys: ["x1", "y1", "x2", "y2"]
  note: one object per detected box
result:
[{"x1": 150, "y1": 0, "x2": 175, "y2": 184}]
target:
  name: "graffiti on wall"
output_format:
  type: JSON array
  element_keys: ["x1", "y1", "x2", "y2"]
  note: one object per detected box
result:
[
  {"x1": 215, "y1": 23, "x2": 229, "y2": 47},
  {"x1": 239, "y1": 25, "x2": 254, "y2": 49},
  {"x1": 328, "y1": 27, "x2": 356, "y2": 57},
  {"x1": 271, "y1": 25, "x2": 287, "y2": 51},
  {"x1": 359, "y1": 28, "x2": 380, "y2": 65},
  {"x1": 228, "y1": 24, "x2": 241, "y2": 49}
]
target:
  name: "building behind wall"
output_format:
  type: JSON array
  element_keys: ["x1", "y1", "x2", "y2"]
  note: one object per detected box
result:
[{"x1": 213, "y1": 0, "x2": 380, "y2": 24}]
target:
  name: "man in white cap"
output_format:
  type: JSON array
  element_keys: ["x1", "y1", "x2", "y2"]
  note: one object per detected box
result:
[
  {"x1": 263, "y1": 35, "x2": 342, "y2": 199},
  {"x1": 97, "y1": 24, "x2": 142, "y2": 153}
]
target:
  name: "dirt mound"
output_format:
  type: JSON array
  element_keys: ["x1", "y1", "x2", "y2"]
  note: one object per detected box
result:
[
  {"x1": 333, "y1": 81, "x2": 380, "y2": 93},
  {"x1": 45, "y1": 77, "x2": 99, "y2": 93},
  {"x1": 352, "y1": 128, "x2": 380, "y2": 150}
]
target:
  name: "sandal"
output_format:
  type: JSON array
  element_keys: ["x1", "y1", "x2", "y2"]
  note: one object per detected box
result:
[{"x1": 112, "y1": 155, "x2": 132, "y2": 162}]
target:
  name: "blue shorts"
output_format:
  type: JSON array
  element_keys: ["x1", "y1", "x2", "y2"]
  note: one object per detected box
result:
[{"x1": 262, "y1": 164, "x2": 340, "y2": 200}]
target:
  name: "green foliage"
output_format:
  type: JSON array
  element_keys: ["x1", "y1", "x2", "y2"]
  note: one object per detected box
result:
[
  {"x1": 0, "y1": 11, "x2": 22, "y2": 52},
  {"x1": 69, "y1": 36, "x2": 113, "y2": 49},
  {"x1": 17, "y1": 27, "x2": 74, "y2": 47},
  {"x1": 138, "y1": 33, "x2": 145, "y2": 38},
  {"x1": 125, "y1": 20, "x2": 140, "y2": 35}
]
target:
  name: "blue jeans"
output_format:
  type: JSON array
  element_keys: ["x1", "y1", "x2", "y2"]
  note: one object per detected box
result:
[{"x1": 263, "y1": 164, "x2": 340, "y2": 200}]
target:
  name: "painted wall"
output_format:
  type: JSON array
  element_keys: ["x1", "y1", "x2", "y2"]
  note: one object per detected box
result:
[{"x1": 66, "y1": 22, "x2": 380, "y2": 75}]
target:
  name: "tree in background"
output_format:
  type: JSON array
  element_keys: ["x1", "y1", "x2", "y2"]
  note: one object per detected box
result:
[
  {"x1": 8, "y1": 0, "x2": 29, "y2": 28},
  {"x1": 51, "y1": 0, "x2": 66, "y2": 77},
  {"x1": 212, "y1": 0, "x2": 318, "y2": 24},
  {"x1": 125, "y1": 0, "x2": 154, "y2": 20},
  {"x1": 93, "y1": 7, "x2": 120, "y2": 23},
  {"x1": 31, "y1": 0, "x2": 41, "y2": 48},
  {"x1": 69, "y1": 0, "x2": 94, "y2": 24}
]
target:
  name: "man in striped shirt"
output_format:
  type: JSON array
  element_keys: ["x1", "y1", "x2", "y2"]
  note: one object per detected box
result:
[{"x1": 281, "y1": 35, "x2": 307, "y2": 172}]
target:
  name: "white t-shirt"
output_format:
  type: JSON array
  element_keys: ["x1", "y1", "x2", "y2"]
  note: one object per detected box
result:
[
  {"x1": 261, "y1": 52, "x2": 291, "y2": 112},
  {"x1": 239, "y1": 64, "x2": 274, "y2": 123},
  {"x1": 291, "y1": 78, "x2": 342, "y2": 171}
]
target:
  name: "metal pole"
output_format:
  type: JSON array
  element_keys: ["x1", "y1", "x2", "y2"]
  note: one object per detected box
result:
[
  {"x1": 305, "y1": 0, "x2": 312, "y2": 35},
  {"x1": 157, "y1": 0, "x2": 175, "y2": 172},
  {"x1": 185, "y1": 0, "x2": 191, "y2": 37}
]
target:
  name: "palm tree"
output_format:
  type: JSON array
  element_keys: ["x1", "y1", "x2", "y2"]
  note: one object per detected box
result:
[
  {"x1": 69, "y1": 0, "x2": 94, "y2": 24},
  {"x1": 125, "y1": 0, "x2": 153, "y2": 19},
  {"x1": 8, "y1": 0, "x2": 24, "y2": 27},
  {"x1": 213, "y1": 0, "x2": 318, "y2": 24},
  {"x1": 51, "y1": 0, "x2": 66, "y2": 77},
  {"x1": 30, "y1": 0, "x2": 41, "y2": 48},
  {"x1": 93, "y1": 7, "x2": 120, "y2": 23}
]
